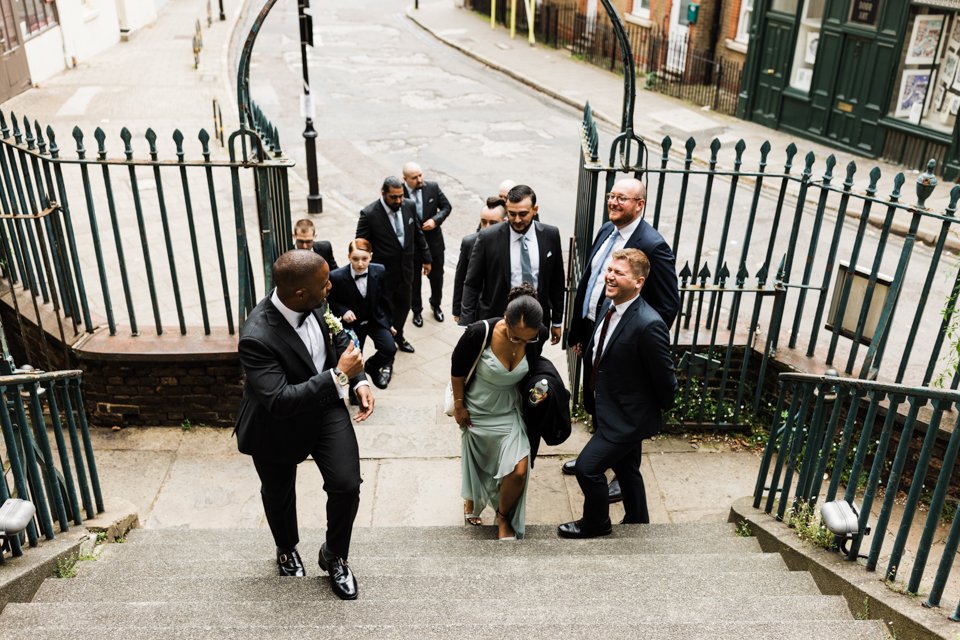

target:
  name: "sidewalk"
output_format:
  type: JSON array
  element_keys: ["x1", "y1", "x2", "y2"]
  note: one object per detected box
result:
[{"x1": 407, "y1": 1, "x2": 960, "y2": 246}]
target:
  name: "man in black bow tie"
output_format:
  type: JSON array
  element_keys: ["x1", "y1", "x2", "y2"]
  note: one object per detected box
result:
[{"x1": 235, "y1": 250, "x2": 374, "y2": 599}]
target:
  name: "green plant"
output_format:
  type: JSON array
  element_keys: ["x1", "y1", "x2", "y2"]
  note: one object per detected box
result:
[
  {"x1": 181, "y1": 419, "x2": 192, "y2": 432},
  {"x1": 787, "y1": 500, "x2": 837, "y2": 551},
  {"x1": 854, "y1": 596, "x2": 870, "y2": 620},
  {"x1": 735, "y1": 520, "x2": 752, "y2": 537},
  {"x1": 95, "y1": 531, "x2": 108, "y2": 545},
  {"x1": 53, "y1": 552, "x2": 96, "y2": 578},
  {"x1": 571, "y1": 403, "x2": 593, "y2": 431}
]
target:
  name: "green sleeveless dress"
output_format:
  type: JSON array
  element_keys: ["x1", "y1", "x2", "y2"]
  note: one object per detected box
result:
[{"x1": 461, "y1": 346, "x2": 530, "y2": 538}]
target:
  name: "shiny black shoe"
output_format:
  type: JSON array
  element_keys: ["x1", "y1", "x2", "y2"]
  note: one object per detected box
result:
[
  {"x1": 561, "y1": 459, "x2": 577, "y2": 475},
  {"x1": 432, "y1": 306, "x2": 445, "y2": 322},
  {"x1": 373, "y1": 365, "x2": 392, "y2": 389},
  {"x1": 318, "y1": 543, "x2": 358, "y2": 600},
  {"x1": 277, "y1": 548, "x2": 306, "y2": 577},
  {"x1": 412, "y1": 312, "x2": 424, "y2": 327},
  {"x1": 608, "y1": 478, "x2": 623, "y2": 503},
  {"x1": 396, "y1": 338, "x2": 415, "y2": 353},
  {"x1": 557, "y1": 518, "x2": 612, "y2": 539}
]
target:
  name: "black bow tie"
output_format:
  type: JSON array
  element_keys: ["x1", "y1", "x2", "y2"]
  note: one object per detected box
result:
[
  {"x1": 297, "y1": 312, "x2": 312, "y2": 328},
  {"x1": 354, "y1": 273, "x2": 368, "y2": 281}
]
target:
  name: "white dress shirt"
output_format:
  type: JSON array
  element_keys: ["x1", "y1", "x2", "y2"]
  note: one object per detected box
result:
[
  {"x1": 591, "y1": 292, "x2": 641, "y2": 361},
  {"x1": 586, "y1": 216, "x2": 642, "y2": 322},
  {"x1": 509, "y1": 225, "x2": 540, "y2": 287},
  {"x1": 351, "y1": 267, "x2": 368, "y2": 298}
]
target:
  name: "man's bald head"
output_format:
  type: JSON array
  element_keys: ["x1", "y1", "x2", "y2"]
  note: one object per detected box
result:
[
  {"x1": 272, "y1": 250, "x2": 330, "y2": 311},
  {"x1": 607, "y1": 177, "x2": 647, "y2": 228},
  {"x1": 498, "y1": 179, "x2": 516, "y2": 200},
  {"x1": 402, "y1": 162, "x2": 424, "y2": 191}
]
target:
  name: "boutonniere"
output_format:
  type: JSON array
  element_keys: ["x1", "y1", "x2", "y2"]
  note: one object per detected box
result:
[{"x1": 324, "y1": 308, "x2": 344, "y2": 335}]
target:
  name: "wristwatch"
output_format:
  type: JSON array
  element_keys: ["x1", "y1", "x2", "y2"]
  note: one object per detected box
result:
[{"x1": 333, "y1": 368, "x2": 350, "y2": 387}]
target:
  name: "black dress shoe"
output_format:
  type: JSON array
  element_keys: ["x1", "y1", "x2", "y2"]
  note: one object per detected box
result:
[
  {"x1": 373, "y1": 365, "x2": 392, "y2": 389},
  {"x1": 608, "y1": 478, "x2": 623, "y2": 503},
  {"x1": 557, "y1": 519, "x2": 613, "y2": 539},
  {"x1": 277, "y1": 548, "x2": 306, "y2": 577},
  {"x1": 432, "y1": 306, "x2": 445, "y2": 322},
  {"x1": 412, "y1": 312, "x2": 424, "y2": 327},
  {"x1": 396, "y1": 338, "x2": 415, "y2": 353},
  {"x1": 561, "y1": 459, "x2": 577, "y2": 475},
  {"x1": 318, "y1": 544, "x2": 358, "y2": 600}
]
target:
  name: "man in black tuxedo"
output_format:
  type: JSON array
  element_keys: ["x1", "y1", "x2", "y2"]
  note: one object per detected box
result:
[
  {"x1": 451, "y1": 196, "x2": 506, "y2": 324},
  {"x1": 235, "y1": 250, "x2": 374, "y2": 599},
  {"x1": 459, "y1": 184, "x2": 564, "y2": 344},
  {"x1": 402, "y1": 162, "x2": 452, "y2": 326},
  {"x1": 293, "y1": 218, "x2": 338, "y2": 269},
  {"x1": 327, "y1": 239, "x2": 396, "y2": 390},
  {"x1": 356, "y1": 176, "x2": 432, "y2": 354},
  {"x1": 563, "y1": 177, "x2": 680, "y2": 500},
  {"x1": 559, "y1": 249, "x2": 677, "y2": 538}
]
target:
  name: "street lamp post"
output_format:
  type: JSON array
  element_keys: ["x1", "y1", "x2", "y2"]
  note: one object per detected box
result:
[
  {"x1": 218, "y1": 0, "x2": 225, "y2": 21},
  {"x1": 298, "y1": 0, "x2": 323, "y2": 213}
]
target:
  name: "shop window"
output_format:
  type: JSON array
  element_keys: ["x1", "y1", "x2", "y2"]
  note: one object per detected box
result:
[
  {"x1": 735, "y1": 0, "x2": 754, "y2": 44},
  {"x1": 0, "y1": 0, "x2": 17, "y2": 54},
  {"x1": 13, "y1": 0, "x2": 57, "y2": 39},
  {"x1": 631, "y1": 0, "x2": 650, "y2": 20},
  {"x1": 788, "y1": 0, "x2": 825, "y2": 93},
  {"x1": 888, "y1": 9, "x2": 954, "y2": 133},
  {"x1": 770, "y1": 0, "x2": 798, "y2": 14}
]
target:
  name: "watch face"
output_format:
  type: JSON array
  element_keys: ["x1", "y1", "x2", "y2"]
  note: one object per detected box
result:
[{"x1": 337, "y1": 373, "x2": 350, "y2": 386}]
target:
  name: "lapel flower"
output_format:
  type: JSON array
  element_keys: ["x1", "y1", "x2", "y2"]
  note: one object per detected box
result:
[{"x1": 323, "y1": 308, "x2": 344, "y2": 335}]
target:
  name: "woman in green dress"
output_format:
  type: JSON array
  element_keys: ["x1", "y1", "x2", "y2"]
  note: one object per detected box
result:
[{"x1": 450, "y1": 285, "x2": 545, "y2": 540}]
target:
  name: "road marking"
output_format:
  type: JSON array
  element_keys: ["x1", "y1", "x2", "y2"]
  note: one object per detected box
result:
[{"x1": 57, "y1": 87, "x2": 100, "y2": 117}]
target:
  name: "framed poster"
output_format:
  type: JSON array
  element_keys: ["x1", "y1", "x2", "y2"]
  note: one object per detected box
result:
[
  {"x1": 804, "y1": 32, "x2": 819, "y2": 64},
  {"x1": 951, "y1": 15, "x2": 960, "y2": 49},
  {"x1": 795, "y1": 67, "x2": 813, "y2": 91},
  {"x1": 944, "y1": 53, "x2": 959, "y2": 87},
  {"x1": 895, "y1": 69, "x2": 931, "y2": 118},
  {"x1": 935, "y1": 83, "x2": 947, "y2": 111},
  {"x1": 950, "y1": 95, "x2": 960, "y2": 116},
  {"x1": 906, "y1": 15, "x2": 945, "y2": 65}
]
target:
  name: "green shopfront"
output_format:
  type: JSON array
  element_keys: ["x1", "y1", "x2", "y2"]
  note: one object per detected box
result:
[{"x1": 738, "y1": 0, "x2": 960, "y2": 178}]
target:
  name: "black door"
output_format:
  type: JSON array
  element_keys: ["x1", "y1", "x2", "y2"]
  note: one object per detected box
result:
[{"x1": 750, "y1": 16, "x2": 795, "y2": 128}]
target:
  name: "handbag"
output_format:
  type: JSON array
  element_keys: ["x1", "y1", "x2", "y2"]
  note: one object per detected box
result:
[{"x1": 444, "y1": 320, "x2": 489, "y2": 416}]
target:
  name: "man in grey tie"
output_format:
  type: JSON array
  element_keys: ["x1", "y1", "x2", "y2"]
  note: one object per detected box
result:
[
  {"x1": 460, "y1": 184, "x2": 564, "y2": 344},
  {"x1": 356, "y1": 177, "x2": 432, "y2": 354},
  {"x1": 402, "y1": 162, "x2": 452, "y2": 327}
]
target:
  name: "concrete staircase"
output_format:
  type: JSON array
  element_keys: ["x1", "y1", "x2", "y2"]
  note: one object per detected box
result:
[{"x1": 0, "y1": 523, "x2": 890, "y2": 639}]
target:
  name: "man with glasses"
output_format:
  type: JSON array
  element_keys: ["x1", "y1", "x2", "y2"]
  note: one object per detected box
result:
[
  {"x1": 563, "y1": 177, "x2": 679, "y2": 502},
  {"x1": 459, "y1": 185, "x2": 565, "y2": 345},
  {"x1": 293, "y1": 218, "x2": 338, "y2": 270}
]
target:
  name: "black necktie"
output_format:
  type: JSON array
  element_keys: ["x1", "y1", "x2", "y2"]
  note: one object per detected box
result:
[
  {"x1": 354, "y1": 273, "x2": 368, "y2": 281},
  {"x1": 297, "y1": 311, "x2": 311, "y2": 328},
  {"x1": 589, "y1": 306, "x2": 615, "y2": 391}
]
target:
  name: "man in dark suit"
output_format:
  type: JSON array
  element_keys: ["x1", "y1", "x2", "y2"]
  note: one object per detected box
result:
[
  {"x1": 327, "y1": 238, "x2": 396, "y2": 390},
  {"x1": 402, "y1": 162, "x2": 452, "y2": 326},
  {"x1": 451, "y1": 196, "x2": 506, "y2": 324},
  {"x1": 459, "y1": 185, "x2": 564, "y2": 344},
  {"x1": 356, "y1": 176, "x2": 432, "y2": 354},
  {"x1": 563, "y1": 177, "x2": 680, "y2": 500},
  {"x1": 559, "y1": 249, "x2": 677, "y2": 538},
  {"x1": 293, "y1": 218, "x2": 338, "y2": 269},
  {"x1": 235, "y1": 250, "x2": 374, "y2": 599}
]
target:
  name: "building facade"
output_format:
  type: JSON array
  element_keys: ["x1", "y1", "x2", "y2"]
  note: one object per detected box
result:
[{"x1": 738, "y1": 0, "x2": 960, "y2": 177}]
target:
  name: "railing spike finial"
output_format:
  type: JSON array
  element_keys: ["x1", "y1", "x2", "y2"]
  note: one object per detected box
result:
[
  {"x1": 46, "y1": 126, "x2": 58, "y2": 159},
  {"x1": 33, "y1": 120, "x2": 46, "y2": 154},
  {"x1": 756, "y1": 261, "x2": 769, "y2": 287},
  {"x1": 697, "y1": 263, "x2": 711, "y2": 284},
  {"x1": 678, "y1": 261, "x2": 692, "y2": 285},
  {"x1": 172, "y1": 130, "x2": 185, "y2": 162},
  {"x1": 94, "y1": 127, "x2": 107, "y2": 160},
  {"x1": 947, "y1": 184, "x2": 960, "y2": 215},
  {"x1": 22, "y1": 114, "x2": 34, "y2": 150},
  {"x1": 823, "y1": 154, "x2": 836, "y2": 180},
  {"x1": 891, "y1": 172, "x2": 905, "y2": 202},
  {"x1": 661, "y1": 135, "x2": 672, "y2": 156},
  {"x1": 916, "y1": 159, "x2": 938, "y2": 209},
  {"x1": 844, "y1": 160, "x2": 857, "y2": 185},
  {"x1": 0, "y1": 111, "x2": 8, "y2": 138},
  {"x1": 10, "y1": 112, "x2": 22, "y2": 143},
  {"x1": 867, "y1": 166, "x2": 882, "y2": 196},
  {"x1": 145, "y1": 128, "x2": 158, "y2": 160},
  {"x1": 119, "y1": 127, "x2": 133, "y2": 161},
  {"x1": 198, "y1": 129, "x2": 211, "y2": 162},
  {"x1": 717, "y1": 262, "x2": 730, "y2": 284},
  {"x1": 736, "y1": 261, "x2": 749, "y2": 287},
  {"x1": 802, "y1": 150, "x2": 816, "y2": 175},
  {"x1": 72, "y1": 126, "x2": 85, "y2": 160},
  {"x1": 734, "y1": 139, "x2": 746, "y2": 167},
  {"x1": 784, "y1": 143, "x2": 798, "y2": 170},
  {"x1": 685, "y1": 137, "x2": 696, "y2": 155}
]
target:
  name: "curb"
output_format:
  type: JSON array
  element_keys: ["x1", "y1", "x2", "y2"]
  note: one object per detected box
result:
[{"x1": 729, "y1": 495, "x2": 952, "y2": 640}]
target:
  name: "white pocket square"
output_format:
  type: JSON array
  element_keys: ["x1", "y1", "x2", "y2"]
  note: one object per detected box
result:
[{"x1": 546, "y1": 251, "x2": 553, "y2": 258}]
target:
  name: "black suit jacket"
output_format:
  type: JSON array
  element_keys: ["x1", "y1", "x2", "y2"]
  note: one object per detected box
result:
[
  {"x1": 326, "y1": 263, "x2": 391, "y2": 331},
  {"x1": 583, "y1": 296, "x2": 677, "y2": 443},
  {"x1": 312, "y1": 240, "x2": 338, "y2": 270},
  {"x1": 459, "y1": 222, "x2": 564, "y2": 326},
  {"x1": 235, "y1": 295, "x2": 367, "y2": 463},
  {"x1": 404, "y1": 181, "x2": 451, "y2": 254},
  {"x1": 356, "y1": 199, "x2": 431, "y2": 284},
  {"x1": 567, "y1": 220, "x2": 679, "y2": 349},
  {"x1": 452, "y1": 232, "x2": 478, "y2": 317}
]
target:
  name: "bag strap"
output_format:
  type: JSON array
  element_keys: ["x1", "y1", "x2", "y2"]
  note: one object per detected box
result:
[{"x1": 464, "y1": 320, "x2": 489, "y2": 386}]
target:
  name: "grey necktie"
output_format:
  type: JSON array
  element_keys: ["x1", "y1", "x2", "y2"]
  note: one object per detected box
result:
[
  {"x1": 392, "y1": 210, "x2": 404, "y2": 245},
  {"x1": 520, "y1": 235, "x2": 534, "y2": 285},
  {"x1": 414, "y1": 189, "x2": 423, "y2": 221}
]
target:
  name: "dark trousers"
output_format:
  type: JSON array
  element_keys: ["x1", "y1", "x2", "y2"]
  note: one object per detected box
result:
[
  {"x1": 252, "y1": 419, "x2": 362, "y2": 560},
  {"x1": 352, "y1": 321, "x2": 396, "y2": 371},
  {"x1": 413, "y1": 246, "x2": 443, "y2": 312},
  {"x1": 383, "y1": 262, "x2": 412, "y2": 341},
  {"x1": 576, "y1": 433, "x2": 648, "y2": 526}
]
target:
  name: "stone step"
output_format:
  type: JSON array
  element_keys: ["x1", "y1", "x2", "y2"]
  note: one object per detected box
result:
[
  {"x1": 33, "y1": 571, "x2": 821, "y2": 603},
  {"x1": 0, "y1": 596, "x2": 857, "y2": 628},
  {"x1": 92, "y1": 535, "x2": 764, "y2": 562},
  {"x1": 122, "y1": 522, "x2": 738, "y2": 544},
  {"x1": 70, "y1": 551, "x2": 791, "y2": 578},
  {"x1": 0, "y1": 621, "x2": 890, "y2": 640}
]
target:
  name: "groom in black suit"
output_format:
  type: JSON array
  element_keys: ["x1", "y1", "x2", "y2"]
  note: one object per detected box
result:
[
  {"x1": 559, "y1": 249, "x2": 677, "y2": 538},
  {"x1": 356, "y1": 176, "x2": 432, "y2": 354},
  {"x1": 459, "y1": 184, "x2": 564, "y2": 344},
  {"x1": 235, "y1": 250, "x2": 374, "y2": 599}
]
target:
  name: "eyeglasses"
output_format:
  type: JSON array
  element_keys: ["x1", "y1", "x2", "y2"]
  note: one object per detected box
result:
[
  {"x1": 605, "y1": 193, "x2": 642, "y2": 204},
  {"x1": 506, "y1": 325, "x2": 539, "y2": 344}
]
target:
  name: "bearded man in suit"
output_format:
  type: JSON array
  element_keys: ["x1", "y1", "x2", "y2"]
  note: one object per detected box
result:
[
  {"x1": 402, "y1": 162, "x2": 452, "y2": 326},
  {"x1": 235, "y1": 250, "x2": 374, "y2": 599}
]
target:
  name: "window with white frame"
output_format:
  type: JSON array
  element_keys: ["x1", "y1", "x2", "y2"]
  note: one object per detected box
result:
[
  {"x1": 735, "y1": 0, "x2": 754, "y2": 43},
  {"x1": 631, "y1": 0, "x2": 650, "y2": 19}
]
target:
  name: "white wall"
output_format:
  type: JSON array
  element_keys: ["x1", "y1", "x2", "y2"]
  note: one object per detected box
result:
[
  {"x1": 23, "y1": 26, "x2": 65, "y2": 83},
  {"x1": 58, "y1": 0, "x2": 121, "y2": 65},
  {"x1": 115, "y1": 0, "x2": 158, "y2": 34}
]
